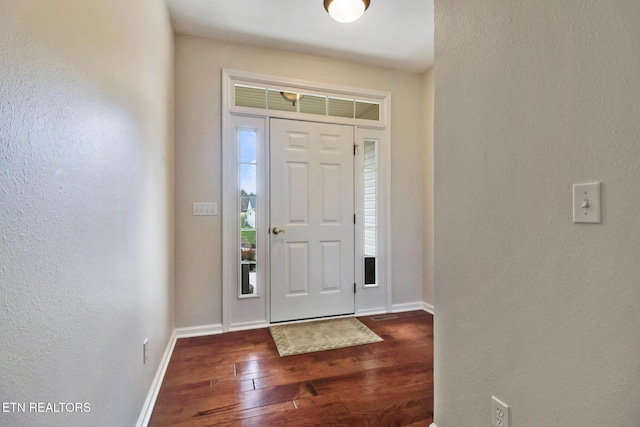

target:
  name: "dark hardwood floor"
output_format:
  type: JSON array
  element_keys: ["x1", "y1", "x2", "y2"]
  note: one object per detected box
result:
[{"x1": 149, "y1": 310, "x2": 433, "y2": 426}]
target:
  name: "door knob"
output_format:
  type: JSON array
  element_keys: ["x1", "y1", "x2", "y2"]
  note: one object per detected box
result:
[{"x1": 272, "y1": 227, "x2": 286, "y2": 235}]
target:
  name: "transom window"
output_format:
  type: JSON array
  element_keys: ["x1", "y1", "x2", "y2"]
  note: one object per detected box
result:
[{"x1": 234, "y1": 84, "x2": 380, "y2": 121}]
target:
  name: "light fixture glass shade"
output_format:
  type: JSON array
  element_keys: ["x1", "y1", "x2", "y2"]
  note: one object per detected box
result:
[
  {"x1": 324, "y1": 0, "x2": 370, "y2": 24},
  {"x1": 280, "y1": 92, "x2": 304, "y2": 106}
]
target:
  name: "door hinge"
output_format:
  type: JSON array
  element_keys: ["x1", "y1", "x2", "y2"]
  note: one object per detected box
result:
[
  {"x1": 354, "y1": 214, "x2": 356, "y2": 224},
  {"x1": 354, "y1": 144, "x2": 358, "y2": 155},
  {"x1": 354, "y1": 283, "x2": 356, "y2": 294}
]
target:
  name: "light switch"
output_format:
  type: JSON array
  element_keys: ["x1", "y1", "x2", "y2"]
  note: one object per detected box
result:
[
  {"x1": 193, "y1": 202, "x2": 218, "y2": 216},
  {"x1": 573, "y1": 182, "x2": 601, "y2": 223}
]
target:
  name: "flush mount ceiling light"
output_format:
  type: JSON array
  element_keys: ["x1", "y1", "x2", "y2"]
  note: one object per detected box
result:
[{"x1": 324, "y1": 0, "x2": 370, "y2": 24}]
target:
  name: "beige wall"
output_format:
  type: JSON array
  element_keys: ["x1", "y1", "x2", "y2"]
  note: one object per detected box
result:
[
  {"x1": 175, "y1": 35, "x2": 430, "y2": 328},
  {"x1": 434, "y1": 1, "x2": 640, "y2": 426},
  {"x1": 422, "y1": 68, "x2": 435, "y2": 306},
  {"x1": 0, "y1": 0, "x2": 174, "y2": 425}
]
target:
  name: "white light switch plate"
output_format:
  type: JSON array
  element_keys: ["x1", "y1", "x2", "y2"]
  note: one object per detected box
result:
[
  {"x1": 573, "y1": 182, "x2": 601, "y2": 223},
  {"x1": 193, "y1": 202, "x2": 217, "y2": 216}
]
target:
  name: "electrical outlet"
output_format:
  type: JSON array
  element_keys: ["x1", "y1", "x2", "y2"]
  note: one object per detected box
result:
[
  {"x1": 143, "y1": 339, "x2": 149, "y2": 365},
  {"x1": 492, "y1": 396, "x2": 509, "y2": 427}
]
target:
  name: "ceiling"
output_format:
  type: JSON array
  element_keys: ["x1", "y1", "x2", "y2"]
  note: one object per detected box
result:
[{"x1": 165, "y1": 0, "x2": 434, "y2": 73}]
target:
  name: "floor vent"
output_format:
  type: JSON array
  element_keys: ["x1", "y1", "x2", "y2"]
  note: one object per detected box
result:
[{"x1": 370, "y1": 314, "x2": 398, "y2": 321}]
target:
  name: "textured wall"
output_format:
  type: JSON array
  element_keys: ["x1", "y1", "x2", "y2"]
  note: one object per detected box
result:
[
  {"x1": 0, "y1": 1, "x2": 174, "y2": 426},
  {"x1": 175, "y1": 35, "x2": 428, "y2": 328},
  {"x1": 422, "y1": 69, "x2": 434, "y2": 306},
  {"x1": 434, "y1": 1, "x2": 640, "y2": 426}
]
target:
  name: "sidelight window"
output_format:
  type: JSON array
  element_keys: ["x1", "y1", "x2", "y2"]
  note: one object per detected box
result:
[
  {"x1": 239, "y1": 129, "x2": 258, "y2": 296},
  {"x1": 363, "y1": 140, "x2": 378, "y2": 286}
]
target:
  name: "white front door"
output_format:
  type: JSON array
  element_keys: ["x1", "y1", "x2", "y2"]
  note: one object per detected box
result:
[{"x1": 270, "y1": 119, "x2": 355, "y2": 322}]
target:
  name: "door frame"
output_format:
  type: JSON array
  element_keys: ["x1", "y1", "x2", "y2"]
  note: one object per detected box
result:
[{"x1": 221, "y1": 69, "x2": 392, "y2": 331}]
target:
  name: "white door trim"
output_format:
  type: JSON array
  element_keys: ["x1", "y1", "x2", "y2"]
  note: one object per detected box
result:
[{"x1": 222, "y1": 69, "x2": 392, "y2": 331}]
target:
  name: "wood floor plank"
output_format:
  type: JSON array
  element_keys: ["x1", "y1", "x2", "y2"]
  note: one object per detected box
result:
[
  {"x1": 237, "y1": 343, "x2": 431, "y2": 392},
  {"x1": 213, "y1": 401, "x2": 350, "y2": 427},
  {"x1": 155, "y1": 378, "x2": 255, "y2": 403},
  {"x1": 248, "y1": 397, "x2": 430, "y2": 427},
  {"x1": 154, "y1": 401, "x2": 297, "y2": 427},
  {"x1": 150, "y1": 381, "x2": 317, "y2": 425},
  {"x1": 311, "y1": 362, "x2": 432, "y2": 396},
  {"x1": 403, "y1": 421, "x2": 434, "y2": 427},
  {"x1": 149, "y1": 311, "x2": 433, "y2": 426},
  {"x1": 343, "y1": 396, "x2": 431, "y2": 426},
  {"x1": 292, "y1": 381, "x2": 432, "y2": 410},
  {"x1": 251, "y1": 354, "x2": 399, "y2": 390}
]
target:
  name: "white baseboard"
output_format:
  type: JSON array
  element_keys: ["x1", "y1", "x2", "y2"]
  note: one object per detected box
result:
[
  {"x1": 136, "y1": 324, "x2": 222, "y2": 426},
  {"x1": 174, "y1": 323, "x2": 223, "y2": 338},
  {"x1": 423, "y1": 302, "x2": 434, "y2": 315},
  {"x1": 391, "y1": 301, "x2": 425, "y2": 313},
  {"x1": 136, "y1": 330, "x2": 177, "y2": 427}
]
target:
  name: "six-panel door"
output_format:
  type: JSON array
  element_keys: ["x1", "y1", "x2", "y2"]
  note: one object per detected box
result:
[{"x1": 270, "y1": 118, "x2": 355, "y2": 322}]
